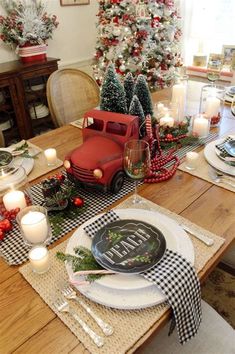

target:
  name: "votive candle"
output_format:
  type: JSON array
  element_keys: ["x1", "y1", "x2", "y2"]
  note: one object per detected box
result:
[
  {"x1": 159, "y1": 114, "x2": 174, "y2": 127},
  {"x1": 185, "y1": 152, "x2": 199, "y2": 170},
  {"x1": 3, "y1": 190, "x2": 27, "y2": 211},
  {"x1": 21, "y1": 211, "x2": 48, "y2": 244},
  {"x1": 29, "y1": 245, "x2": 50, "y2": 274},
  {"x1": 44, "y1": 148, "x2": 57, "y2": 166}
]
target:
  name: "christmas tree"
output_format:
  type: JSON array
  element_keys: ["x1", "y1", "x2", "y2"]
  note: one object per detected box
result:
[
  {"x1": 100, "y1": 63, "x2": 127, "y2": 113},
  {"x1": 133, "y1": 74, "x2": 153, "y2": 116},
  {"x1": 129, "y1": 95, "x2": 146, "y2": 137},
  {"x1": 124, "y1": 72, "x2": 135, "y2": 111},
  {"x1": 93, "y1": 0, "x2": 181, "y2": 91}
]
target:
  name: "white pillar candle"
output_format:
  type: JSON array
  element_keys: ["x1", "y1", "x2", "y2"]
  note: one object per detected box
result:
[
  {"x1": 3, "y1": 190, "x2": 27, "y2": 211},
  {"x1": 44, "y1": 148, "x2": 57, "y2": 165},
  {"x1": 205, "y1": 96, "x2": 220, "y2": 118},
  {"x1": 159, "y1": 114, "x2": 174, "y2": 127},
  {"x1": 21, "y1": 211, "x2": 48, "y2": 244},
  {"x1": 192, "y1": 115, "x2": 209, "y2": 138},
  {"x1": 29, "y1": 245, "x2": 50, "y2": 274},
  {"x1": 171, "y1": 83, "x2": 186, "y2": 122},
  {"x1": 185, "y1": 152, "x2": 199, "y2": 170}
]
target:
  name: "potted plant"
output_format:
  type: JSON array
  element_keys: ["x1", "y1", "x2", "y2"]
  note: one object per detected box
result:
[{"x1": 0, "y1": 0, "x2": 59, "y2": 62}]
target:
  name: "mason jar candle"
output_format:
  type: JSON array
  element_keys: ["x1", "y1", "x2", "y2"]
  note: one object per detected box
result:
[
  {"x1": 199, "y1": 85, "x2": 225, "y2": 127},
  {"x1": 17, "y1": 205, "x2": 52, "y2": 246}
]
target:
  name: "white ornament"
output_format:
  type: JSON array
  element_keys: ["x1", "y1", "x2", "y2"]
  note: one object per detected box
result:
[
  {"x1": 113, "y1": 28, "x2": 121, "y2": 36},
  {"x1": 120, "y1": 64, "x2": 126, "y2": 72},
  {"x1": 106, "y1": 51, "x2": 114, "y2": 60},
  {"x1": 136, "y1": 1, "x2": 151, "y2": 19}
]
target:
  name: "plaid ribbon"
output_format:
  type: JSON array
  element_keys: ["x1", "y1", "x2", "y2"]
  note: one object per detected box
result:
[{"x1": 84, "y1": 211, "x2": 202, "y2": 344}]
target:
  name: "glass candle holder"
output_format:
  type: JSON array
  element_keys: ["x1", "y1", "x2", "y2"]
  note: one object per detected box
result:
[
  {"x1": 185, "y1": 152, "x2": 199, "y2": 170},
  {"x1": 0, "y1": 166, "x2": 33, "y2": 211},
  {"x1": 199, "y1": 85, "x2": 225, "y2": 127},
  {"x1": 192, "y1": 114, "x2": 210, "y2": 139},
  {"x1": 29, "y1": 245, "x2": 50, "y2": 274},
  {"x1": 171, "y1": 75, "x2": 188, "y2": 122},
  {"x1": 17, "y1": 205, "x2": 52, "y2": 246},
  {"x1": 44, "y1": 148, "x2": 57, "y2": 166},
  {"x1": 154, "y1": 100, "x2": 178, "y2": 124}
]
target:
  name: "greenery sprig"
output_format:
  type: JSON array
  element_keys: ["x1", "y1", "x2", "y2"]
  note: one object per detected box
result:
[{"x1": 56, "y1": 246, "x2": 104, "y2": 282}]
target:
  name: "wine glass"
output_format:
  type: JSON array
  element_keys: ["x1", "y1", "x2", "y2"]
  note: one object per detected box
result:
[
  {"x1": 206, "y1": 58, "x2": 223, "y2": 86},
  {"x1": 231, "y1": 95, "x2": 235, "y2": 117},
  {"x1": 123, "y1": 140, "x2": 150, "y2": 204}
]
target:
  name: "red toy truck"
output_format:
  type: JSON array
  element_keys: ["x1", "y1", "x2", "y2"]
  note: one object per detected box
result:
[{"x1": 64, "y1": 109, "x2": 139, "y2": 193}]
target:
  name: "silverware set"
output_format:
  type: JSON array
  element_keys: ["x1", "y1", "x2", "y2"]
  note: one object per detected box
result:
[
  {"x1": 53, "y1": 284, "x2": 113, "y2": 348},
  {"x1": 209, "y1": 167, "x2": 235, "y2": 188}
]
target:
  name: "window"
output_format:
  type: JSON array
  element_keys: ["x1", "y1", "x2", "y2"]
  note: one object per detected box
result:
[{"x1": 180, "y1": 0, "x2": 235, "y2": 66}]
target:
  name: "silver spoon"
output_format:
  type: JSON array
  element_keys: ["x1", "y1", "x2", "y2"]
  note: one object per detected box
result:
[{"x1": 209, "y1": 168, "x2": 235, "y2": 188}]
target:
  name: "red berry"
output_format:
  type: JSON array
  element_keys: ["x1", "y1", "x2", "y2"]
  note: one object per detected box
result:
[{"x1": 0, "y1": 229, "x2": 5, "y2": 241}]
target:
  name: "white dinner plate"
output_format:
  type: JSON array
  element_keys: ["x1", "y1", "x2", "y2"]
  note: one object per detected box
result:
[
  {"x1": 204, "y1": 135, "x2": 235, "y2": 176},
  {"x1": 65, "y1": 209, "x2": 194, "y2": 310}
]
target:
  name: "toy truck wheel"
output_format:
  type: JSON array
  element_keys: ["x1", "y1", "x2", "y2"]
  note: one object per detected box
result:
[{"x1": 110, "y1": 171, "x2": 125, "y2": 194}]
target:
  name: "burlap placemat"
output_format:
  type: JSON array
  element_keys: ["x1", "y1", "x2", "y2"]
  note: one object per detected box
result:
[
  {"x1": 178, "y1": 149, "x2": 235, "y2": 192},
  {"x1": 19, "y1": 196, "x2": 225, "y2": 354},
  {"x1": 27, "y1": 142, "x2": 63, "y2": 182}
]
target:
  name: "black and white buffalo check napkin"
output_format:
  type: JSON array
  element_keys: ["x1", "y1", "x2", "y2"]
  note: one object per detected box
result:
[
  {"x1": 84, "y1": 210, "x2": 202, "y2": 344},
  {"x1": 215, "y1": 136, "x2": 234, "y2": 155}
]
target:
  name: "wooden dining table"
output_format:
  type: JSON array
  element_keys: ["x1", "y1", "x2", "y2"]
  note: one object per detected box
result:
[{"x1": 1, "y1": 81, "x2": 235, "y2": 354}]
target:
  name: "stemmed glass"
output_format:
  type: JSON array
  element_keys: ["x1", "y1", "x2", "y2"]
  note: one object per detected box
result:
[
  {"x1": 123, "y1": 140, "x2": 150, "y2": 204},
  {"x1": 206, "y1": 59, "x2": 223, "y2": 86},
  {"x1": 231, "y1": 95, "x2": 235, "y2": 117}
]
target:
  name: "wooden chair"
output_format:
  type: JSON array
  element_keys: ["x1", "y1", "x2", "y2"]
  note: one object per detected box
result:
[
  {"x1": 0, "y1": 130, "x2": 5, "y2": 147},
  {"x1": 46, "y1": 68, "x2": 100, "y2": 127}
]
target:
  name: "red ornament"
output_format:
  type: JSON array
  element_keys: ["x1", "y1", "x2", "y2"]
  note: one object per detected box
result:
[
  {"x1": 55, "y1": 173, "x2": 65, "y2": 183},
  {"x1": 0, "y1": 218, "x2": 12, "y2": 232},
  {"x1": 72, "y1": 197, "x2": 84, "y2": 208}
]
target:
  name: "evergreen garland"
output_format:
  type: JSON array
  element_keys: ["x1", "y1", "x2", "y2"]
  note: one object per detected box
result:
[
  {"x1": 134, "y1": 75, "x2": 153, "y2": 116},
  {"x1": 100, "y1": 63, "x2": 127, "y2": 114},
  {"x1": 129, "y1": 95, "x2": 146, "y2": 137},
  {"x1": 124, "y1": 72, "x2": 135, "y2": 111}
]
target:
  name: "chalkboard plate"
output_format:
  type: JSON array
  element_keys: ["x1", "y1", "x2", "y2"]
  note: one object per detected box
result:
[{"x1": 91, "y1": 219, "x2": 166, "y2": 274}]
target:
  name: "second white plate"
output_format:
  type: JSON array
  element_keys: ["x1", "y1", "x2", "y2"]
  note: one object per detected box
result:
[{"x1": 204, "y1": 135, "x2": 235, "y2": 176}]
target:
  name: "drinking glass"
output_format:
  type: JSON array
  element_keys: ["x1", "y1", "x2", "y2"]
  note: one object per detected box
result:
[{"x1": 123, "y1": 140, "x2": 150, "y2": 204}]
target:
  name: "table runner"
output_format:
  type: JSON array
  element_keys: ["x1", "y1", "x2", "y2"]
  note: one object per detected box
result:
[
  {"x1": 19, "y1": 196, "x2": 225, "y2": 354},
  {"x1": 178, "y1": 149, "x2": 235, "y2": 192},
  {"x1": 0, "y1": 132, "x2": 219, "y2": 266}
]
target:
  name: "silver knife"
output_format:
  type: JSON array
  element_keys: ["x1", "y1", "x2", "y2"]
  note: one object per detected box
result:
[{"x1": 180, "y1": 224, "x2": 214, "y2": 247}]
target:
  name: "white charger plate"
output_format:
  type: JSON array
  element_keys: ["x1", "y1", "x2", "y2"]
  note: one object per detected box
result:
[
  {"x1": 204, "y1": 135, "x2": 235, "y2": 176},
  {"x1": 65, "y1": 209, "x2": 194, "y2": 310}
]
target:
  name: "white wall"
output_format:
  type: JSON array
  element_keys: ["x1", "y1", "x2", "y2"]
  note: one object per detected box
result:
[{"x1": 0, "y1": 0, "x2": 98, "y2": 66}]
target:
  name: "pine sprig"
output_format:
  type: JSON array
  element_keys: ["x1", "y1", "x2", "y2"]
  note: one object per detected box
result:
[{"x1": 56, "y1": 246, "x2": 104, "y2": 282}]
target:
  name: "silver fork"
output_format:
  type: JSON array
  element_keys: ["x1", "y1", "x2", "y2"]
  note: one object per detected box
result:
[
  {"x1": 61, "y1": 285, "x2": 113, "y2": 336},
  {"x1": 53, "y1": 297, "x2": 104, "y2": 347}
]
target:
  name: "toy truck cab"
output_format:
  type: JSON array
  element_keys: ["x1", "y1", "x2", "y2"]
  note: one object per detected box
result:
[{"x1": 64, "y1": 109, "x2": 139, "y2": 193}]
